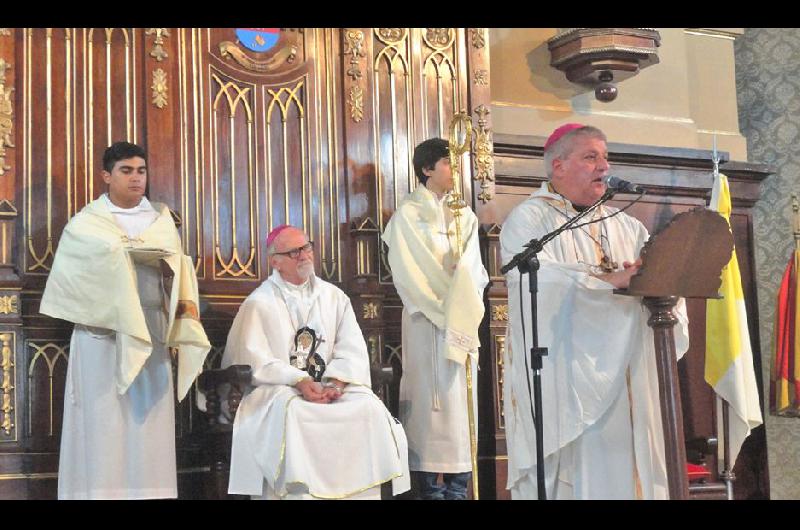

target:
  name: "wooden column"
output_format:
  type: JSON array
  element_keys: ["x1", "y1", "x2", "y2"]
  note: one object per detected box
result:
[
  {"x1": 643, "y1": 295, "x2": 689, "y2": 499},
  {"x1": 0, "y1": 28, "x2": 22, "y2": 452}
]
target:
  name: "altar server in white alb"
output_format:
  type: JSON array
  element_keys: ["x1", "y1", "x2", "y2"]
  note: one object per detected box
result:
[
  {"x1": 500, "y1": 124, "x2": 690, "y2": 499},
  {"x1": 382, "y1": 138, "x2": 488, "y2": 500},
  {"x1": 222, "y1": 225, "x2": 410, "y2": 500},
  {"x1": 40, "y1": 141, "x2": 211, "y2": 499}
]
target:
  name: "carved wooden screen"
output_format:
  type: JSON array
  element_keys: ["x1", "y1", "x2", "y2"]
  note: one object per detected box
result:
[{"x1": 0, "y1": 28, "x2": 495, "y2": 499}]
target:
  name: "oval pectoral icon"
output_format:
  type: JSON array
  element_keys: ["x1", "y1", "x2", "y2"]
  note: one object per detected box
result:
[
  {"x1": 297, "y1": 329, "x2": 314, "y2": 352},
  {"x1": 236, "y1": 28, "x2": 280, "y2": 53}
]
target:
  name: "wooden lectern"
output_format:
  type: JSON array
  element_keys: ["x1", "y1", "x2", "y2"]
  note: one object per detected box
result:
[{"x1": 616, "y1": 207, "x2": 734, "y2": 500}]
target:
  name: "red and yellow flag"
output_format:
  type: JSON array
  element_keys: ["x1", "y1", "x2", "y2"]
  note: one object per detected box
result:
[{"x1": 771, "y1": 249, "x2": 800, "y2": 415}]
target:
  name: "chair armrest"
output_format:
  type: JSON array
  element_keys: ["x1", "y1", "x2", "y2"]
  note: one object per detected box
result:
[
  {"x1": 369, "y1": 363, "x2": 397, "y2": 400},
  {"x1": 197, "y1": 364, "x2": 252, "y2": 393},
  {"x1": 370, "y1": 364, "x2": 394, "y2": 387},
  {"x1": 197, "y1": 365, "x2": 253, "y2": 425}
]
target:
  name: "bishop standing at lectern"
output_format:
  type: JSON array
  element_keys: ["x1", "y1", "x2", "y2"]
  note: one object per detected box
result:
[{"x1": 500, "y1": 124, "x2": 690, "y2": 499}]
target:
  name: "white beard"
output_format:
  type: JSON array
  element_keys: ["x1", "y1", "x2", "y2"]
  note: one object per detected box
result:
[{"x1": 297, "y1": 261, "x2": 315, "y2": 281}]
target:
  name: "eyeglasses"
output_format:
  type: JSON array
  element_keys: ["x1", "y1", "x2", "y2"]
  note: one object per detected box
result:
[{"x1": 273, "y1": 241, "x2": 314, "y2": 259}]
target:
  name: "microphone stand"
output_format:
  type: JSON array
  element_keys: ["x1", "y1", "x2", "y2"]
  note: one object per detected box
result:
[{"x1": 500, "y1": 186, "x2": 618, "y2": 500}]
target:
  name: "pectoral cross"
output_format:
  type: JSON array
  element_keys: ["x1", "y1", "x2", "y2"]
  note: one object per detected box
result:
[{"x1": 600, "y1": 255, "x2": 618, "y2": 273}]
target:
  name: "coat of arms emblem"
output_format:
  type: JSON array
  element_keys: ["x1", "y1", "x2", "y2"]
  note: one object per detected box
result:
[{"x1": 235, "y1": 28, "x2": 280, "y2": 53}]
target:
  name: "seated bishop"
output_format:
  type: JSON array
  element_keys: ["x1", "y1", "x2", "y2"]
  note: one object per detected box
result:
[{"x1": 221, "y1": 225, "x2": 410, "y2": 500}]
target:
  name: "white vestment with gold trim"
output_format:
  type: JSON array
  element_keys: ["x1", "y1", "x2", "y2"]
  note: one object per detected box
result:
[
  {"x1": 500, "y1": 184, "x2": 689, "y2": 499},
  {"x1": 43, "y1": 195, "x2": 210, "y2": 499},
  {"x1": 382, "y1": 185, "x2": 488, "y2": 473},
  {"x1": 222, "y1": 271, "x2": 410, "y2": 499}
]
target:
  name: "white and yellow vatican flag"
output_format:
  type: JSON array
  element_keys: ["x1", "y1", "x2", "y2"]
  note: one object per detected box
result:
[{"x1": 705, "y1": 172, "x2": 763, "y2": 468}]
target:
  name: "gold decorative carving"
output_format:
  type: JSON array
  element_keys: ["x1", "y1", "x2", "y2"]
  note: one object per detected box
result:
[
  {"x1": 219, "y1": 30, "x2": 301, "y2": 73},
  {"x1": 421, "y1": 29, "x2": 457, "y2": 138},
  {"x1": 495, "y1": 335, "x2": 506, "y2": 428},
  {"x1": 145, "y1": 28, "x2": 170, "y2": 62},
  {"x1": 351, "y1": 217, "x2": 379, "y2": 278},
  {"x1": 362, "y1": 302, "x2": 380, "y2": 320},
  {"x1": 491, "y1": 304, "x2": 508, "y2": 322},
  {"x1": 424, "y1": 28, "x2": 454, "y2": 50},
  {"x1": 473, "y1": 105, "x2": 495, "y2": 203},
  {"x1": 344, "y1": 30, "x2": 366, "y2": 81},
  {"x1": 344, "y1": 30, "x2": 365, "y2": 125},
  {"x1": 349, "y1": 85, "x2": 364, "y2": 123},
  {"x1": 367, "y1": 335, "x2": 380, "y2": 363},
  {"x1": 354, "y1": 238, "x2": 373, "y2": 277},
  {"x1": 0, "y1": 59, "x2": 14, "y2": 177},
  {"x1": 0, "y1": 296, "x2": 17, "y2": 315},
  {"x1": 0, "y1": 199, "x2": 17, "y2": 218},
  {"x1": 372, "y1": 26, "x2": 413, "y2": 239},
  {"x1": 385, "y1": 343, "x2": 402, "y2": 364},
  {"x1": 0, "y1": 29, "x2": 11, "y2": 37},
  {"x1": 0, "y1": 333, "x2": 14, "y2": 437},
  {"x1": 27, "y1": 342, "x2": 69, "y2": 436},
  {"x1": 376, "y1": 28, "x2": 406, "y2": 45},
  {"x1": 22, "y1": 30, "x2": 55, "y2": 272},
  {"x1": 213, "y1": 74, "x2": 258, "y2": 279},
  {"x1": 471, "y1": 28, "x2": 486, "y2": 49},
  {"x1": 151, "y1": 68, "x2": 168, "y2": 109},
  {"x1": 473, "y1": 69, "x2": 488, "y2": 86}
]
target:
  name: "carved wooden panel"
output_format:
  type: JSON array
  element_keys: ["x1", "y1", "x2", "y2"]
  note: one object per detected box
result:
[
  {"x1": 19, "y1": 29, "x2": 146, "y2": 281},
  {"x1": 25, "y1": 340, "x2": 68, "y2": 450}
]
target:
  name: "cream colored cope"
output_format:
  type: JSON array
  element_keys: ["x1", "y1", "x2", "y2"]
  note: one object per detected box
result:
[{"x1": 382, "y1": 184, "x2": 488, "y2": 473}]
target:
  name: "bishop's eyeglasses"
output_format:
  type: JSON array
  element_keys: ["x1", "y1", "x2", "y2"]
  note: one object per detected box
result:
[{"x1": 273, "y1": 241, "x2": 314, "y2": 259}]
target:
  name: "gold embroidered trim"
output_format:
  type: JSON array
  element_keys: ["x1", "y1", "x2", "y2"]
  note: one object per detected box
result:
[{"x1": 175, "y1": 300, "x2": 199, "y2": 320}]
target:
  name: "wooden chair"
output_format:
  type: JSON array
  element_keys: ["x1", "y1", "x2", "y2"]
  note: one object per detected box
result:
[{"x1": 196, "y1": 363, "x2": 397, "y2": 499}]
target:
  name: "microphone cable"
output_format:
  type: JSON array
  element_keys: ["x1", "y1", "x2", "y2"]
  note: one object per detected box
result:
[
  {"x1": 517, "y1": 271, "x2": 538, "y2": 449},
  {"x1": 567, "y1": 190, "x2": 647, "y2": 231}
]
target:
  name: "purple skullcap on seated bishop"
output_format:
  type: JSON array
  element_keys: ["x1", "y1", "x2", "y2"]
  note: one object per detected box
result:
[
  {"x1": 543, "y1": 123, "x2": 586, "y2": 151},
  {"x1": 266, "y1": 224, "x2": 292, "y2": 248}
]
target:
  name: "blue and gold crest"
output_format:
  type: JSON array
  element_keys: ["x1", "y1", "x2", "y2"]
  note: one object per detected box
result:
[{"x1": 236, "y1": 28, "x2": 280, "y2": 53}]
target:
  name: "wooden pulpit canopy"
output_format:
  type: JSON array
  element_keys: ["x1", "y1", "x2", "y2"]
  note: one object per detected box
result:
[{"x1": 627, "y1": 207, "x2": 734, "y2": 298}]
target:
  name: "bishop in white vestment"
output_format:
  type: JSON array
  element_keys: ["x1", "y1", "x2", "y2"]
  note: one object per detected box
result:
[
  {"x1": 382, "y1": 138, "x2": 488, "y2": 499},
  {"x1": 222, "y1": 225, "x2": 409, "y2": 500},
  {"x1": 40, "y1": 142, "x2": 210, "y2": 499},
  {"x1": 500, "y1": 125, "x2": 689, "y2": 500}
]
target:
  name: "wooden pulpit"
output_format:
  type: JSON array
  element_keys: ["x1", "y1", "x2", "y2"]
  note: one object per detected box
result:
[{"x1": 616, "y1": 207, "x2": 734, "y2": 500}]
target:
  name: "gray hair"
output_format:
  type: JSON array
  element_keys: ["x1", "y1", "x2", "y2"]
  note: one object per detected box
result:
[{"x1": 543, "y1": 126, "x2": 607, "y2": 178}]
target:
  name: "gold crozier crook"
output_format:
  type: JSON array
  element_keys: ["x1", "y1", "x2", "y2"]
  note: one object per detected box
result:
[{"x1": 447, "y1": 111, "x2": 479, "y2": 499}]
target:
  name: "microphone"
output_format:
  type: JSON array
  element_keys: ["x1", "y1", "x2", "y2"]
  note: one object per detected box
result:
[{"x1": 605, "y1": 175, "x2": 643, "y2": 194}]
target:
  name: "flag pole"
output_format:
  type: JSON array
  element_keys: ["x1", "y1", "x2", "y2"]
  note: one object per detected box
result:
[
  {"x1": 712, "y1": 134, "x2": 735, "y2": 500},
  {"x1": 793, "y1": 195, "x2": 800, "y2": 251}
]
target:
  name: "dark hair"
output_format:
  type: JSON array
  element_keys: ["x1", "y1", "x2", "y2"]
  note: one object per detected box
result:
[
  {"x1": 413, "y1": 138, "x2": 449, "y2": 185},
  {"x1": 102, "y1": 141, "x2": 147, "y2": 173}
]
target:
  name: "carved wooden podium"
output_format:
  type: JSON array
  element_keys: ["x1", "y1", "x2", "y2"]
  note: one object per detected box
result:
[{"x1": 616, "y1": 208, "x2": 734, "y2": 500}]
